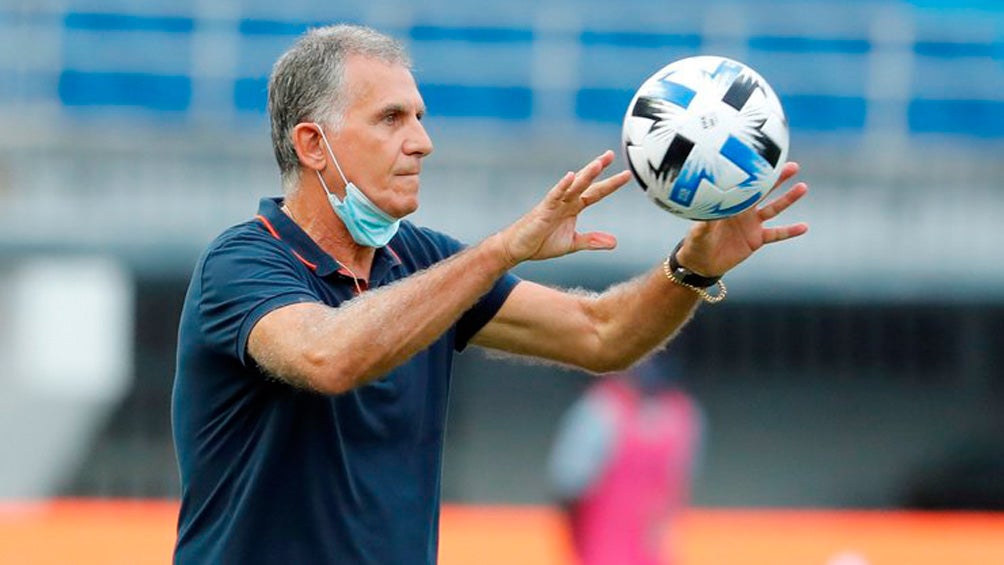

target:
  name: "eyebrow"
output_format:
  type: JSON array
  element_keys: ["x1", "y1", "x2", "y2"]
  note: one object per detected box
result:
[{"x1": 378, "y1": 102, "x2": 426, "y2": 117}]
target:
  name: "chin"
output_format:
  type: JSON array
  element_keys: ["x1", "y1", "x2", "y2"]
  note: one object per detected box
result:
[
  {"x1": 395, "y1": 200, "x2": 419, "y2": 218},
  {"x1": 389, "y1": 182, "x2": 420, "y2": 216}
]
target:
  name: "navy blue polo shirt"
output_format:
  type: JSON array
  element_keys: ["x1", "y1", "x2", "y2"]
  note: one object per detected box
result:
[{"x1": 172, "y1": 197, "x2": 520, "y2": 564}]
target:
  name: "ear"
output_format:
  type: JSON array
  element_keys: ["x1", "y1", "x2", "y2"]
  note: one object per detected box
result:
[{"x1": 291, "y1": 123, "x2": 327, "y2": 172}]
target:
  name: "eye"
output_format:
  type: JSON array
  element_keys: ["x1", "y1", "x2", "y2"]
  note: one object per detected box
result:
[{"x1": 382, "y1": 112, "x2": 399, "y2": 125}]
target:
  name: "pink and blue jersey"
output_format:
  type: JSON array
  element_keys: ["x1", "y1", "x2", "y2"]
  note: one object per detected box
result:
[{"x1": 550, "y1": 378, "x2": 702, "y2": 565}]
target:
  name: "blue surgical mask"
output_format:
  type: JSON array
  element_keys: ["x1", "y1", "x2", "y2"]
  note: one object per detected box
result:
[{"x1": 314, "y1": 123, "x2": 401, "y2": 248}]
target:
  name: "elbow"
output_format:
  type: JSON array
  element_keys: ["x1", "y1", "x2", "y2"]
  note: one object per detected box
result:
[
  {"x1": 581, "y1": 353, "x2": 634, "y2": 376},
  {"x1": 574, "y1": 331, "x2": 635, "y2": 375},
  {"x1": 290, "y1": 335, "x2": 399, "y2": 395},
  {"x1": 570, "y1": 315, "x2": 635, "y2": 375},
  {"x1": 295, "y1": 347, "x2": 362, "y2": 395}
]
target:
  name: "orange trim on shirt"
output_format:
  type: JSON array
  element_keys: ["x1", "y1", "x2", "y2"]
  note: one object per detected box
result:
[
  {"x1": 255, "y1": 214, "x2": 318, "y2": 271},
  {"x1": 386, "y1": 245, "x2": 402, "y2": 263}
]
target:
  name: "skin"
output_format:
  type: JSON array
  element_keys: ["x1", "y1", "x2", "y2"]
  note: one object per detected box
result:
[{"x1": 248, "y1": 53, "x2": 809, "y2": 394}]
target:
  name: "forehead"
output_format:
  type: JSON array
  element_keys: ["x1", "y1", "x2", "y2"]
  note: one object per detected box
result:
[{"x1": 342, "y1": 54, "x2": 424, "y2": 114}]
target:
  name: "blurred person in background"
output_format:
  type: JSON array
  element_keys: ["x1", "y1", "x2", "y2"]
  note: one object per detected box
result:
[
  {"x1": 171, "y1": 23, "x2": 808, "y2": 564},
  {"x1": 549, "y1": 357, "x2": 703, "y2": 565}
]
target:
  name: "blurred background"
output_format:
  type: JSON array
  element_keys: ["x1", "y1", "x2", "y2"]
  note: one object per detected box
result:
[{"x1": 0, "y1": 0, "x2": 1003, "y2": 560}]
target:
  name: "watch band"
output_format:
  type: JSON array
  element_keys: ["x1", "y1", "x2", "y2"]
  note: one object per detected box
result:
[{"x1": 667, "y1": 240, "x2": 720, "y2": 288}]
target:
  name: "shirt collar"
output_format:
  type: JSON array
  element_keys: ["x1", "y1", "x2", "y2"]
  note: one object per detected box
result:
[{"x1": 256, "y1": 197, "x2": 402, "y2": 280}]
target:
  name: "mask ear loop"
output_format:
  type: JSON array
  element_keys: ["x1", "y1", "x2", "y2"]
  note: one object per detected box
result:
[
  {"x1": 346, "y1": 270, "x2": 363, "y2": 296},
  {"x1": 314, "y1": 123, "x2": 351, "y2": 191},
  {"x1": 308, "y1": 122, "x2": 365, "y2": 295}
]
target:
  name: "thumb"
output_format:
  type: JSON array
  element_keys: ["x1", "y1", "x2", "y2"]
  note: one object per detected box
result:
[{"x1": 574, "y1": 232, "x2": 617, "y2": 251}]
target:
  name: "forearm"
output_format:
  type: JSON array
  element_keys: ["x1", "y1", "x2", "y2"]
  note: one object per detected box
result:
[
  {"x1": 299, "y1": 235, "x2": 512, "y2": 392},
  {"x1": 584, "y1": 266, "x2": 701, "y2": 371}
]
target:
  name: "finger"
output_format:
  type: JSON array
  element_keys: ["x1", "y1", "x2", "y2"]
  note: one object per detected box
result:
[
  {"x1": 572, "y1": 231, "x2": 618, "y2": 251},
  {"x1": 763, "y1": 161, "x2": 801, "y2": 200},
  {"x1": 548, "y1": 171, "x2": 576, "y2": 203},
  {"x1": 562, "y1": 151, "x2": 616, "y2": 202},
  {"x1": 758, "y1": 182, "x2": 808, "y2": 221},
  {"x1": 596, "y1": 149, "x2": 616, "y2": 168},
  {"x1": 580, "y1": 170, "x2": 632, "y2": 207},
  {"x1": 561, "y1": 160, "x2": 601, "y2": 202},
  {"x1": 762, "y1": 222, "x2": 809, "y2": 245},
  {"x1": 775, "y1": 161, "x2": 799, "y2": 188}
]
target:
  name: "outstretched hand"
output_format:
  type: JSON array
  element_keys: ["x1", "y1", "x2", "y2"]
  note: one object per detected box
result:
[
  {"x1": 499, "y1": 150, "x2": 632, "y2": 265},
  {"x1": 676, "y1": 162, "x2": 809, "y2": 277}
]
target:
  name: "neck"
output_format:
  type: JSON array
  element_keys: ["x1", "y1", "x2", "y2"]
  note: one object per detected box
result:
[{"x1": 283, "y1": 190, "x2": 376, "y2": 281}]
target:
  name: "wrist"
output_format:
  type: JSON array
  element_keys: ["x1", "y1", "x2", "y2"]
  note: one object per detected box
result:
[
  {"x1": 670, "y1": 240, "x2": 721, "y2": 285},
  {"x1": 664, "y1": 239, "x2": 728, "y2": 304},
  {"x1": 487, "y1": 232, "x2": 519, "y2": 271}
]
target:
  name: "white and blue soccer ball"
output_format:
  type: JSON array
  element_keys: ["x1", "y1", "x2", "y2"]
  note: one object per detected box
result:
[{"x1": 622, "y1": 55, "x2": 789, "y2": 221}]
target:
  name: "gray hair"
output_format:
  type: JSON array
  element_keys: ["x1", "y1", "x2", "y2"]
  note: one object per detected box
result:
[{"x1": 268, "y1": 24, "x2": 411, "y2": 193}]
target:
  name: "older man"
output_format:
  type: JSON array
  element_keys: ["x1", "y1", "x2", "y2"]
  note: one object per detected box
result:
[{"x1": 172, "y1": 24, "x2": 807, "y2": 564}]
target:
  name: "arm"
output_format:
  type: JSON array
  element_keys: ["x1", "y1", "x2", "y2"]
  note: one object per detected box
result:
[
  {"x1": 473, "y1": 162, "x2": 809, "y2": 371},
  {"x1": 472, "y1": 272, "x2": 700, "y2": 374},
  {"x1": 248, "y1": 151, "x2": 631, "y2": 394},
  {"x1": 248, "y1": 236, "x2": 517, "y2": 394}
]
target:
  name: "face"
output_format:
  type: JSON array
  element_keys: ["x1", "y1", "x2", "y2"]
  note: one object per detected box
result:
[{"x1": 323, "y1": 54, "x2": 433, "y2": 218}]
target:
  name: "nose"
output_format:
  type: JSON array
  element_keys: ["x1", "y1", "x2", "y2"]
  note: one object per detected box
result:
[{"x1": 404, "y1": 119, "x2": 434, "y2": 158}]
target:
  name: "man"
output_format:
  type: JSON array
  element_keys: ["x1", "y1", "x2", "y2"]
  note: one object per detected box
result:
[
  {"x1": 549, "y1": 358, "x2": 703, "y2": 565},
  {"x1": 172, "y1": 24, "x2": 808, "y2": 564}
]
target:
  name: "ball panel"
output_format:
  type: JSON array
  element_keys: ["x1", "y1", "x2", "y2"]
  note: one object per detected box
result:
[
  {"x1": 638, "y1": 80, "x2": 696, "y2": 111},
  {"x1": 625, "y1": 144, "x2": 653, "y2": 190},
  {"x1": 623, "y1": 115, "x2": 655, "y2": 146}
]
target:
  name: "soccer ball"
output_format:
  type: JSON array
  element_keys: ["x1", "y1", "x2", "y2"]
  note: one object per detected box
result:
[{"x1": 622, "y1": 55, "x2": 789, "y2": 220}]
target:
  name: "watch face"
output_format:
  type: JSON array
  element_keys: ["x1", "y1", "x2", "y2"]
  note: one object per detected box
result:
[
  {"x1": 676, "y1": 266, "x2": 717, "y2": 288},
  {"x1": 672, "y1": 268, "x2": 690, "y2": 284}
]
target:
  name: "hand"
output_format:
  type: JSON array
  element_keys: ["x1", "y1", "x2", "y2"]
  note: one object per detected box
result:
[
  {"x1": 499, "y1": 150, "x2": 632, "y2": 265},
  {"x1": 676, "y1": 162, "x2": 809, "y2": 277}
]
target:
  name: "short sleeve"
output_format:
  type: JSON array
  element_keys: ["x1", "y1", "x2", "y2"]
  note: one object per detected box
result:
[
  {"x1": 197, "y1": 230, "x2": 320, "y2": 365},
  {"x1": 454, "y1": 272, "x2": 520, "y2": 351},
  {"x1": 410, "y1": 227, "x2": 521, "y2": 351}
]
